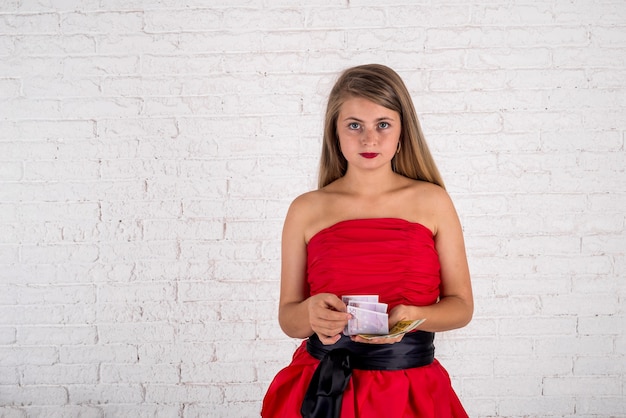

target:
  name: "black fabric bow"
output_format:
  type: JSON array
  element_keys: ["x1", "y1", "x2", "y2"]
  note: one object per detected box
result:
[
  {"x1": 300, "y1": 332, "x2": 435, "y2": 418},
  {"x1": 301, "y1": 348, "x2": 353, "y2": 418}
]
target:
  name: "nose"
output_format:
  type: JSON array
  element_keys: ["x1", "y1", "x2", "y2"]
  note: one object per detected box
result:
[{"x1": 361, "y1": 127, "x2": 377, "y2": 145}]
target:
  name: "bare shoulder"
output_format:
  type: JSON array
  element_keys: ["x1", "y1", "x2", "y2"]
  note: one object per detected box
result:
[
  {"x1": 404, "y1": 180, "x2": 459, "y2": 236},
  {"x1": 283, "y1": 189, "x2": 326, "y2": 236},
  {"x1": 287, "y1": 189, "x2": 326, "y2": 218},
  {"x1": 404, "y1": 180, "x2": 453, "y2": 207}
]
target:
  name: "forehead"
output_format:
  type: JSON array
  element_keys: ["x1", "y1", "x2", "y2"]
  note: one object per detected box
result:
[{"x1": 338, "y1": 96, "x2": 399, "y2": 119}]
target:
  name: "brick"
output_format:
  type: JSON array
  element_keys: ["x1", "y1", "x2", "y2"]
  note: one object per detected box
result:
[
  {"x1": 467, "y1": 48, "x2": 552, "y2": 70},
  {"x1": 0, "y1": 346, "x2": 58, "y2": 366},
  {"x1": 101, "y1": 363, "x2": 179, "y2": 384},
  {"x1": 0, "y1": 98, "x2": 61, "y2": 119},
  {"x1": 494, "y1": 355, "x2": 572, "y2": 377},
  {"x1": 6, "y1": 285, "x2": 96, "y2": 305},
  {"x1": 17, "y1": 325, "x2": 97, "y2": 345},
  {"x1": 98, "y1": 323, "x2": 176, "y2": 344},
  {"x1": 265, "y1": 29, "x2": 344, "y2": 52},
  {"x1": 101, "y1": 200, "x2": 181, "y2": 220},
  {"x1": 576, "y1": 396, "x2": 626, "y2": 415},
  {"x1": 0, "y1": 13, "x2": 59, "y2": 34},
  {"x1": 589, "y1": 69, "x2": 626, "y2": 88},
  {"x1": 97, "y1": 282, "x2": 176, "y2": 303},
  {"x1": 0, "y1": 386, "x2": 67, "y2": 406},
  {"x1": 181, "y1": 361, "x2": 256, "y2": 384},
  {"x1": 144, "y1": 383, "x2": 223, "y2": 404},
  {"x1": 498, "y1": 396, "x2": 575, "y2": 416},
  {"x1": 59, "y1": 344, "x2": 137, "y2": 364},
  {"x1": 97, "y1": 241, "x2": 179, "y2": 263},
  {"x1": 97, "y1": 117, "x2": 178, "y2": 139},
  {"x1": 68, "y1": 384, "x2": 143, "y2": 404},
  {"x1": 16, "y1": 202, "x2": 99, "y2": 222},
  {"x1": 578, "y1": 315, "x2": 626, "y2": 336},
  {"x1": 223, "y1": 383, "x2": 265, "y2": 402},
  {"x1": 143, "y1": 9, "x2": 222, "y2": 33},
  {"x1": 574, "y1": 355, "x2": 626, "y2": 376},
  {"x1": 61, "y1": 97, "x2": 142, "y2": 118},
  {"x1": 178, "y1": 280, "x2": 270, "y2": 302},
  {"x1": 63, "y1": 56, "x2": 139, "y2": 77},
  {"x1": 0, "y1": 78, "x2": 20, "y2": 98},
  {"x1": 21, "y1": 406, "x2": 103, "y2": 417},
  {"x1": 141, "y1": 55, "x2": 222, "y2": 76},
  {"x1": 23, "y1": 160, "x2": 100, "y2": 182},
  {"x1": 143, "y1": 219, "x2": 224, "y2": 241},
  {"x1": 60, "y1": 11, "x2": 143, "y2": 34},
  {"x1": 178, "y1": 322, "x2": 256, "y2": 343},
  {"x1": 498, "y1": 316, "x2": 577, "y2": 336},
  {"x1": 386, "y1": 5, "x2": 470, "y2": 27},
  {"x1": 145, "y1": 177, "x2": 227, "y2": 200},
  {"x1": 543, "y1": 376, "x2": 622, "y2": 396},
  {"x1": 0, "y1": 56, "x2": 64, "y2": 78},
  {"x1": 463, "y1": 376, "x2": 542, "y2": 397},
  {"x1": 428, "y1": 26, "x2": 588, "y2": 49},
  {"x1": 0, "y1": 120, "x2": 95, "y2": 141},
  {"x1": 22, "y1": 364, "x2": 99, "y2": 385},
  {"x1": 138, "y1": 342, "x2": 215, "y2": 364},
  {"x1": 0, "y1": 161, "x2": 22, "y2": 181},
  {"x1": 15, "y1": 34, "x2": 96, "y2": 55},
  {"x1": 536, "y1": 335, "x2": 615, "y2": 357},
  {"x1": 540, "y1": 293, "x2": 619, "y2": 316}
]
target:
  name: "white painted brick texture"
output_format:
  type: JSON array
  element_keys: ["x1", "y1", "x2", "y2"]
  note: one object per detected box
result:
[{"x1": 0, "y1": 1, "x2": 624, "y2": 417}]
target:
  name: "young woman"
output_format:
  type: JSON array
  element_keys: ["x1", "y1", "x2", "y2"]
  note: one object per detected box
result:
[{"x1": 262, "y1": 64, "x2": 473, "y2": 418}]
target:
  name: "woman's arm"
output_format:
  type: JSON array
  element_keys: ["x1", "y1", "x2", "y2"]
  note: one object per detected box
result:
[
  {"x1": 390, "y1": 188, "x2": 473, "y2": 332},
  {"x1": 277, "y1": 196, "x2": 351, "y2": 344}
]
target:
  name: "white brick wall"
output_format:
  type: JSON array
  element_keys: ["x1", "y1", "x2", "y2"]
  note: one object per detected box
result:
[{"x1": 0, "y1": 1, "x2": 624, "y2": 417}]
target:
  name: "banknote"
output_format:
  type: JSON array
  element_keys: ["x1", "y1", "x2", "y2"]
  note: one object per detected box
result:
[
  {"x1": 348, "y1": 300, "x2": 388, "y2": 313},
  {"x1": 342, "y1": 295, "x2": 379, "y2": 304},
  {"x1": 344, "y1": 305, "x2": 389, "y2": 335},
  {"x1": 342, "y1": 295, "x2": 389, "y2": 335},
  {"x1": 357, "y1": 319, "x2": 427, "y2": 340}
]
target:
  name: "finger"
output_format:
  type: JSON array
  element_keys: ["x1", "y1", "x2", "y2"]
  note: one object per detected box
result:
[
  {"x1": 318, "y1": 333, "x2": 341, "y2": 345},
  {"x1": 320, "y1": 294, "x2": 347, "y2": 312},
  {"x1": 312, "y1": 326, "x2": 342, "y2": 339}
]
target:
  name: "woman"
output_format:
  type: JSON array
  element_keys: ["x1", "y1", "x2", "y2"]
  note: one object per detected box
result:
[{"x1": 262, "y1": 64, "x2": 473, "y2": 418}]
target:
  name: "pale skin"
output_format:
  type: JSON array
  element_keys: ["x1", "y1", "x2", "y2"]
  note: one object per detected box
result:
[{"x1": 278, "y1": 96, "x2": 473, "y2": 346}]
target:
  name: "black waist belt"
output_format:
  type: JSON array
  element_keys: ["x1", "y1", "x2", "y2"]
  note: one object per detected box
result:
[{"x1": 301, "y1": 331, "x2": 435, "y2": 418}]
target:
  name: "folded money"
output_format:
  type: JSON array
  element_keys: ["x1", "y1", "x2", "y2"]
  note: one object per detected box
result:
[
  {"x1": 342, "y1": 295, "x2": 389, "y2": 336},
  {"x1": 357, "y1": 319, "x2": 427, "y2": 340},
  {"x1": 345, "y1": 305, "x2": 389, "y2": 335}
]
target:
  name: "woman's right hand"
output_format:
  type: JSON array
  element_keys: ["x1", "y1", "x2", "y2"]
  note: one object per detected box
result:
[{"x1": 307, "y1": 293, "x2": 351, "y2": 345}]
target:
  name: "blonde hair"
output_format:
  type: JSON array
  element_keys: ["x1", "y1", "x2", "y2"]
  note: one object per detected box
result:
[{"x1": 318, "y1": 64, "x2": 445, "y2": 189}]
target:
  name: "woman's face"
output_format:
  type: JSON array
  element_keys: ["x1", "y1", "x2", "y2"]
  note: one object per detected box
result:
[{"x1": 336, "y1": 96, "x2": 401, "y2": 172}]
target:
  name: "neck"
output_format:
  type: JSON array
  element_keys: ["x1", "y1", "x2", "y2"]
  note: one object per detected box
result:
[{"x1": 340, "y1": 166, "x2": 401, "y2": 196}]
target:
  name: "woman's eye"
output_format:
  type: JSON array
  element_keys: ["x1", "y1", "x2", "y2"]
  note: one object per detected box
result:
[
  {"x1": 348, "y1": 122, "x2": 360, "y2": 130},
  {"x1": 379, "y1": 122, "x2": 389, "y2": 129}
]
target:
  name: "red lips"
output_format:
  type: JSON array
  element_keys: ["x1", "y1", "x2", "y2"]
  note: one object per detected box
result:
[{"x1": 360, "y1": 153, "x2": 378, "y2": 159}]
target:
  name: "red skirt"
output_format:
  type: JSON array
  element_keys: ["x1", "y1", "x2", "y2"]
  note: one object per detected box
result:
[{"x1": 262, "y1": 341, "x2": 468, "y2": 418}]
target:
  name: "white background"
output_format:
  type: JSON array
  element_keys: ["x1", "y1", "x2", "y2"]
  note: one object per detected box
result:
[{"x1": 0, "y1": 1, "x2": 624, "y2": 417}]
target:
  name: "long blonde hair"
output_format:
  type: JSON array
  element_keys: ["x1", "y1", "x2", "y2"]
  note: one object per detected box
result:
[{"x1": 318, "y1": 64, "x2": 445, "y2": 189}]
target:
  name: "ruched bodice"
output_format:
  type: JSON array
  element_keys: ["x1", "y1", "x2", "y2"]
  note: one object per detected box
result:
[{"x1": 307, "y1": 218, "x2": 440, "y2": 310}]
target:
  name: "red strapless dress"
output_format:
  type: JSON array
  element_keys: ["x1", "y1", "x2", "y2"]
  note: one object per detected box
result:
[{"x1": 262, "y1": 218, "x2": 468, "y2": 418}]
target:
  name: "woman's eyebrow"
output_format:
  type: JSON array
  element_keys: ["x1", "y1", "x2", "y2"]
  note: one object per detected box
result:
[{"x1": 341, "y1": 116, "x2": 395, "y2": 122}]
